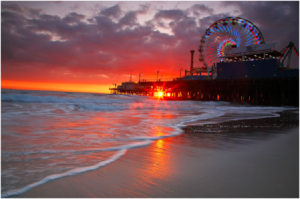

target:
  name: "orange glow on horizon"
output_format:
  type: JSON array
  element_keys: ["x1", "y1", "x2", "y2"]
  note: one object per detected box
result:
[{"x1": 1, "y1": 80, "x2": 110, "y2": 94}]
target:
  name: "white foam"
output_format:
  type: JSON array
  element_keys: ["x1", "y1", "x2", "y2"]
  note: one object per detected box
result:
[
  {"x1": 2, "y1": 141, "x2": 154, "y2": 159},
  {"x1": 1, "y1": 149, "x2": 127, "y2": 198},
  {"x1": 1, "y1": 93, "x2": 134, "y2": 105}
]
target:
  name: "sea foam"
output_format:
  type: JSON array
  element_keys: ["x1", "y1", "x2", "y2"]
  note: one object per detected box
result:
[{"x1": 1, "y1": 149, "x2": 127, "y2": 198}]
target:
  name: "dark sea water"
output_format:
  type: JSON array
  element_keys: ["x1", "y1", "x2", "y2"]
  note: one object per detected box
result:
[{"x1": 1, "y1": 89, "x2": 297, "y2": 197}]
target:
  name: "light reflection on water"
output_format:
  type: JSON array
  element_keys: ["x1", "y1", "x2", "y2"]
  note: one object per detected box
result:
[{"x1": 1, "y1": 100, "x2": 183, "y2": 194}]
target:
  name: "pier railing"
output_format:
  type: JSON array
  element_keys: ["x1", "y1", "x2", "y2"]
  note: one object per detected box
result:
[
  {"x1": 110, "y1": 77, "x2": 299, "y2": 107},
  {"x1": 139, "y1": 78, "x2": 181, "y2": 82}
]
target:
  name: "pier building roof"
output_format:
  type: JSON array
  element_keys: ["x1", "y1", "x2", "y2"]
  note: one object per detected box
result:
[{"x1": 220, "y1": 42, "x2": 283, "y2": 62}]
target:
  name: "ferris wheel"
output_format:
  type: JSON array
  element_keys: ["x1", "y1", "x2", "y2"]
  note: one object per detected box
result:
[{"x1": 199, "y1": 17, "x2": 265, "y2": 68}]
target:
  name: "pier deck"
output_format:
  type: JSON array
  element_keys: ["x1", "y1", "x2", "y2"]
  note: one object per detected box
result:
[{"x1": 109, "y1": 77, "x2": 299, "y2": 107}]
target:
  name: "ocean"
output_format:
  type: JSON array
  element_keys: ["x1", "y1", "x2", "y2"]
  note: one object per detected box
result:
[{"x1": 1, "y1": 89, "x2": 298, "y2": 197}]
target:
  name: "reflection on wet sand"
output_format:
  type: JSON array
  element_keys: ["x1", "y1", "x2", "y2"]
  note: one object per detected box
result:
[{"x1": 146, "y1": 139, "x2": 167, "y2": 179}]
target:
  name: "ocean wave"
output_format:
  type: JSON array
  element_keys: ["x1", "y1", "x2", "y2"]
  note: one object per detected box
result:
[
  {"x1": 1, "y1": 93, "x2": 134, "y2": 105},
  {"x1": 2, "y1": 140, "x2": 154, "y2": 158},
  {"x1": 1, "y1": 149, "x2": 127, "y2": 198}
]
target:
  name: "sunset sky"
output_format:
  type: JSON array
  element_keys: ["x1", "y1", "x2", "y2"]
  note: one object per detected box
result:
[{"x1": 1, "y1": 1, "x2": 299, "y2": 93}]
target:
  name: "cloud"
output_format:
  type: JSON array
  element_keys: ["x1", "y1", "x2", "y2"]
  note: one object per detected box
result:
[
  {"x1": 1, "y1": 3, "x2": 23, "y2": 13},
  {"x1": 187, "y1": 4, "x2": 214, "y2": 17},
  {"x1": 154, "y1": 9, "x2": 186, "y2": 21},
  {"x1": 1, "y1": 1, "x2": 299, "y2": 90},
  {"x1": 136, "y1": 4, "x2": 151, "y2": 15},
  {"x1": 100, "y1": 4, "x2": 122, "y2": 19},
  {"x1": 62, "y1": 12, "x2": 85, "y2": 24},
  {"x1": 119, "y1": 11, "x2": 138, "y2": 27}
]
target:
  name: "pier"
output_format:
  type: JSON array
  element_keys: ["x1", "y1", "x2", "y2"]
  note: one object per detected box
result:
[
  {"x1": 109, "y1": 77, "x2": 299, "y2": 107},
  {"x1": 109, "y1": 18, "x2": 299, "y2": 108}
]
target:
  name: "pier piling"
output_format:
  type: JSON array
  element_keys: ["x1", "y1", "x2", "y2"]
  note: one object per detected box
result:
[{"x1": 110, "y1": 77, "x2": 299, "y2": 107}]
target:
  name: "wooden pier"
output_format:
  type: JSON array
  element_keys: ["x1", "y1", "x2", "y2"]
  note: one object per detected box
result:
[{"x1": 109, "y1": 77, "x2": 299, "y2": 107}]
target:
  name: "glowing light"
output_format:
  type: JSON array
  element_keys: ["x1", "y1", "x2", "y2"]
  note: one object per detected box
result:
[
  {"x1": 1, "y1": 80, "x2": 110, "y2": 93},
  {"x1": 158, "y1": 92, "x2": 163, "y2": 97},
  {"x1": 156, "y1": 139, "x2": 164, "y2": 148},
  {"x1": 217, "y1": 38, "x2": 236, "y2": 58}
]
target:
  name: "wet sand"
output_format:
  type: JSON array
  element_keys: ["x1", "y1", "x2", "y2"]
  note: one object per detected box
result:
[{"x1": 12, "y1": 111, "x2": 299, "y2": 198}]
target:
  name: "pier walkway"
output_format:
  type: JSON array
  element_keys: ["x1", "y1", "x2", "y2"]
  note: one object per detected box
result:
[{"x1": 109, "y1": 77, "x2": 299, "y2": 107}]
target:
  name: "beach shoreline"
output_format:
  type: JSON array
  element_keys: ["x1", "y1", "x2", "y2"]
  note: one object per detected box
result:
[{"x1": 9, "y1": 110, "x2": 299, "y2": 198}]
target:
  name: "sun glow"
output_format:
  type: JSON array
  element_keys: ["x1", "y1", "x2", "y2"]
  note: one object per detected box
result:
[{"x1": 1, "y1": 80, "x2": 110, "y2": 93}]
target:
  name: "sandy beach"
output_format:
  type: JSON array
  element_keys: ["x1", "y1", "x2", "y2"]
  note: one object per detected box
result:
[{"x1": 10, "y1": 110, "x2": 299, "y2": 198}]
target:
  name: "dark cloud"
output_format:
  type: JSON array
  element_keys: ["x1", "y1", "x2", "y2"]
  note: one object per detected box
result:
[
  {"x1": 187, "y1": 4, "x2": 214, "y2": 16},
  {"x1": 119, "y1": 11, "x2": 138, "y2": 27},
  {"x1": 170, "y1": 17, "x2": 199, "y2": 39},
  {"x1": 154, "y1": 9, "x2": 186, "y2": 21},
  {"x1": 1, "y1": 10, "x2": 26, "y2": 25},
  {"x1": 198, "y1": 13, "x2": 228, "y2": 29},
  {"x1": 62, "y1": 12, "x2": 85, "y2": 24},
  {"x1": 2, "y1": 2, "x2": 43, "y2": 18},
  {"x1": 25, "y1": 7, "x2": 42, "y2": 17},
  {"x1": 1, "y1": 3, "x2": 23, "y2": 13},
  {"x1": 136, "y1": 4, "x2": 151, "y2": 15},
  {"x1": 100, "y1": 4, "x2": 122, "y2": 19}
]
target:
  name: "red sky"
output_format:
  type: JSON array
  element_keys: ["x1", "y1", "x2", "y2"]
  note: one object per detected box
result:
[{"x1": 1, "y1": 1, "x2": 299, "y2": 93}]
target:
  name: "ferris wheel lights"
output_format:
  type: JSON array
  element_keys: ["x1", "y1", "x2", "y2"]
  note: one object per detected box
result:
[
  {"x1": 200, "y1": 17, "x2": 265, "y2": 68},
  {"x1": 231, "y1": 19, "x2": 237, "y2": 25}
]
